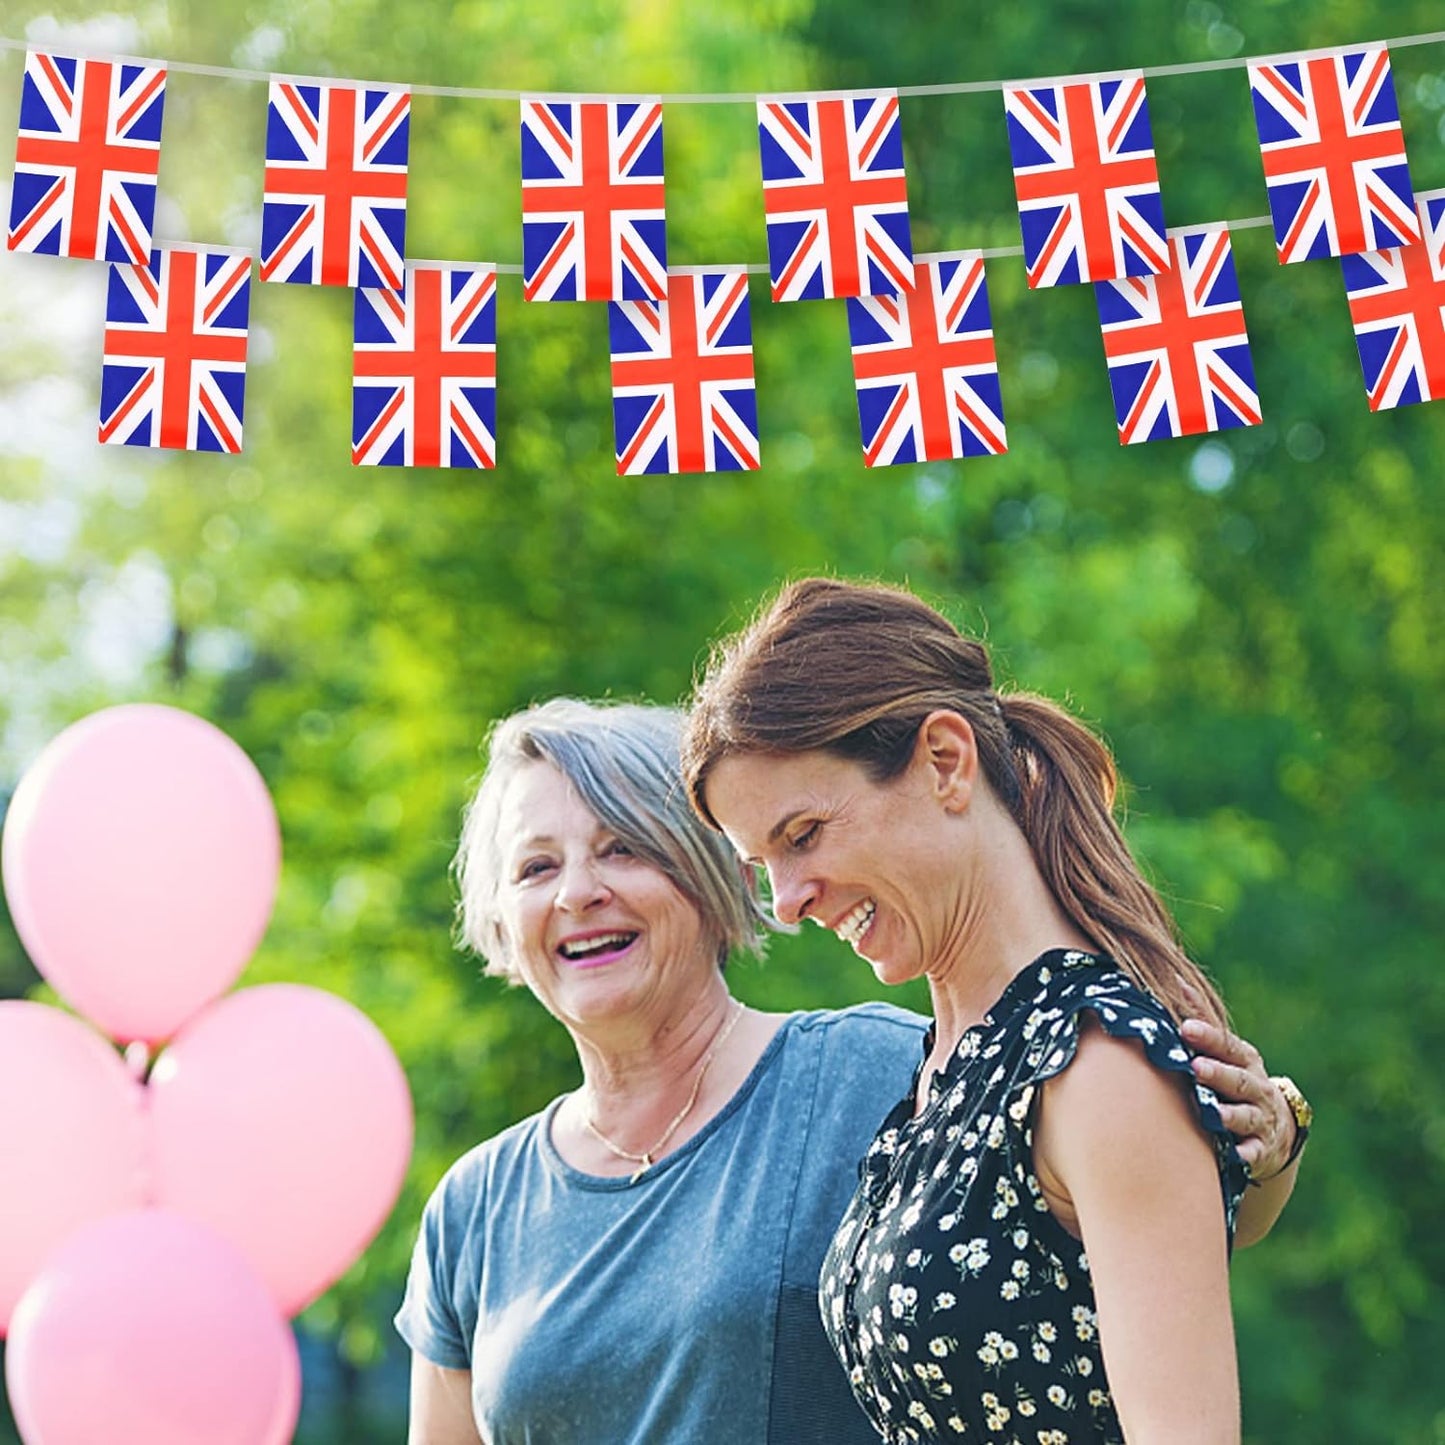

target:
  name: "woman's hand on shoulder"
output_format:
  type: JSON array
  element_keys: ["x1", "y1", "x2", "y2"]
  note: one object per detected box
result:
[
  {"x1": 408, "y1": 1353, "x2": 485, "y2": 1445},
  {"x1": 1179, "y1": 1010, "x2": 1302, "y2": 1247},
  {"x1": 1033, "y1": 1016, "x2": 1240, "y2": 1445},
  {"x1": 1178, "y1": 1011, "x2": 1291, "y2": 1177}
]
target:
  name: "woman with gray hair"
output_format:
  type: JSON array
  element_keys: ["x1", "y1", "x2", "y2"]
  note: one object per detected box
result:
[{"x1": 396, "y1": 697, "x2": 1299, "y2": 1445}]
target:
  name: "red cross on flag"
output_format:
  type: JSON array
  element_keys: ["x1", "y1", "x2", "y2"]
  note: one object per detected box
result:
[
  {"x1": 99, "y1": 247, "x2": 251, "y2": 453},
  {"x1": 1004, "y1": 72, "x2": 1168, "y2": 288},
  {"x1": 1095, "y1": 225, "x2": 1261, "y2": 444},
  {"x1": 758, "y1": 91, "x2": 914, "y2": 301},
  {"x1": 1342, "y1": 189, "x2": 1445, "y2": 410},
  {"x1": 1250, "y1": 45, "x2": 1419, "y2": 263},
  {"x1": 847, "y1": 254, "x2": 1007, "y2": 466},
  {"x1": 260, "y1": 81, "x2": 410, "y2": 289},
  {"x1": 520, "y1": 99, "x2": 668, "y2": 302},
  {"x1": 7, "y1": 51, "x2": 166, "y2": 263},
  {"x1": 609, "y1": 269, "x2": 759, "y2": 474},
  {"x1": 352, "y1": 264, "x2": 498, "y2": 468}
]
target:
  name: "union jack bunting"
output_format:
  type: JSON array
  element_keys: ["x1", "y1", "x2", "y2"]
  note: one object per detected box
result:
[
  {"x1": 1004, "y1": 72, "x2": 1168, "y2": 288},
  {"x1": 260, "y1": 82, "x2": 410, "y2": 289},
  {"x1": 1249, "y1": 46, "x2": 1418, "y2": 263},
  {"x1": 8, "y1": 51, "x2": 165, "y2": 262},
  {"x1": 353, "y1": 265, "x2": 498, "y2": 468},
  {"x1": 609, "y1": 269, "x2": 759, "y2": 474},
  {"x1": 847, "y1": 253, "x2": 1007, "y2": 467},
  {"x1": 1095, "y1": 225, "x2": 1261, "y2": 444},
  {"x1": 757, "y1": 92, "x2": 913, "y2": 301},
  {"x1": 1341, "y1": 190, "x2": 1445, "y2": 411},
  {"x1": 520, "y1": 99, "x2": 667, "y2": 302},
  {"x1": 99, "y1": 247, "x2": 250, "y2": 452}
]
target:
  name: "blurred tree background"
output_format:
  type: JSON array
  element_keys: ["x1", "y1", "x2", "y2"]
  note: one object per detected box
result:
[{"x1": 1, "y1": 0, "x2": 1442, "y2": 1440}]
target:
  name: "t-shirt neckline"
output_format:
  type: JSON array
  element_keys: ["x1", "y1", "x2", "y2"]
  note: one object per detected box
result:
[{"x1": 538, "y1": 1009, "x2": 801, "y2": 1190}]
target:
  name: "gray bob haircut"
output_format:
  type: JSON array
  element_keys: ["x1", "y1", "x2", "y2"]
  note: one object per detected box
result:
[{"x1": 455, "y1": 698, "x2": 771, "y2": 981}]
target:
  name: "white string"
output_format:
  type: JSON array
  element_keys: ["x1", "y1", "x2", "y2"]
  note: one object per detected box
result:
[
  {"x1": 0, "y1": 34, "x2": 1383, "y2": 271},
  {"x1": 3, "y1": 28, "x2": 1445, "y2": 102}
]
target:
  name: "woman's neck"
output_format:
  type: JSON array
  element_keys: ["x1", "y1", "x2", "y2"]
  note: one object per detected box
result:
[
  {"x1": 922, "y1": 816, "x2": 1094, "y2": 1087},
  {"x1": 573, "y1": 981, "x2": 738, "y2": 1124},
  {"x1": 546, "y1": 977, "x2": 789, "y2": 1179}
]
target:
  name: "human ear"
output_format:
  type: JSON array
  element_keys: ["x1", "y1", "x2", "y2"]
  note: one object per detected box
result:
[{"x1": 914, "y1": 710, "x2": 978, "y2": 811}]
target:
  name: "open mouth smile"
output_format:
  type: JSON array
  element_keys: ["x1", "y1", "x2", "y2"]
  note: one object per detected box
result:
[
  {"x1": 556, "y1": 931, "x2": 639, "y2": 967},
  {"x1": 833, "y1": 900, "x2": 876, "y2": 950}
]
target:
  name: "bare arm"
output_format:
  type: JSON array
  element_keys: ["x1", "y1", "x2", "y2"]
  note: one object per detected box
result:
[
  {"x1": 408, "y1": 1354, "x2": 485, "y2": 1445},
  {"x1": 1034, "y1": 1019, "x2": 1240, "y2": 1445},
  {"x1": 1181, "y1": 1015, "x2": 1303, "y2": 1249}
]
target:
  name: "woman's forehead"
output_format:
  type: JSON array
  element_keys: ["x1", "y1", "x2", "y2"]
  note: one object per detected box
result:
[
  {"x1": 708, "y1": 750, "x2": 865, "y2": 834},
  {"x1": 496, "y1": 759, "x2": 598, "y2": 842}
]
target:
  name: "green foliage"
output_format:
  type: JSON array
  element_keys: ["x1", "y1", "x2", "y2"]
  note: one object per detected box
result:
[{"x1": 2, "y1": 0, "x2": 1443, "y2": 1440}]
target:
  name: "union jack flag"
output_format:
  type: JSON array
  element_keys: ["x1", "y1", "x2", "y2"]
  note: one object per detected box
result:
[
  {"x1": 610, "y1": 269, "x2": 758, "y2": 474},
  {"x1": 99, "y1": 247, "x2": 250, "y2": 452},
  {"x1": 1341, "y1": 189, "x2": 1445, "y2": 411},
  {"x1": 1004, "y1": 72, "x2": 1168, "y2": 288},
  {"x1": 758, "y1": 91, "x2": 913, "y2": 301},
  {"x1": 353, "y1": 265, "x2": 498, "y2": 468},
  {"x1": 1249, "y1": 46, "x2": 1418, "y2": 263},
  {"x1": 847, "y1": 253, "x2": 1007, "y2": 467},
  {"x1": 521, "y1": 99, "x2": 667, "y2": 302},
  {"x1": 1095, "y1": 225, "x2": 1261, "y2": 444},
  {"x1": 260, "y1": 82, "x2": 409, "y2": 289},
  {"x1": 7, "y1": 51, "x2": 165, "y2": 262}
]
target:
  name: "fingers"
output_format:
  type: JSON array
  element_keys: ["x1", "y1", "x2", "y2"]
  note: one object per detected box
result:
[
  {"x1": 1230, "y1": 1135, "x2": 1264, "y2": 1170},
  {"x1": 1179, "y1": 1016, "x2": 1265, "y2": 1075},
  {"x1": 1207, "y1": 1102, "x2": 1269, "y2": 1165},
  {"x1": 1191, "y1": 1063, "x2": 1295, "y2": 1179},
  {"x1": 1180, "y1": 1018, "x2": 1298, "y2": 1176},
  {"x1": 1188, "y1": 1051, "x2": 1267, "y2": 1107}
]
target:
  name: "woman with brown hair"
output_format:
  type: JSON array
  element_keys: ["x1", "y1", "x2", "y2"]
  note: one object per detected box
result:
[{"x1": 681, "y1": 577, "x2": 1307, "y2": 1445}]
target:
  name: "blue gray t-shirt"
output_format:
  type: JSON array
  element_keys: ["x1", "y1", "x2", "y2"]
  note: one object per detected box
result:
[{"x1": 395, "y1": 1003, "x2": 926, "y2": 1444}]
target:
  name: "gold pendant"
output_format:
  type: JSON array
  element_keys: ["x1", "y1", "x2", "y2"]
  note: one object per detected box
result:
[{"x1": 630, "y1": 1154, "x2": 653, "y2": 1184}]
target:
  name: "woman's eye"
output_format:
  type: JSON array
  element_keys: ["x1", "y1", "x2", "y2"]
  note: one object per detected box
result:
[
  {"x1": 518, "y1": 858, "x2": 555, "y2": 880},
  {"x1": 603, "y1": 838, "x2": 634, "y2": 858},
  {"x1": 791, "y1": 822, "x2": 821, "y2": 851}
]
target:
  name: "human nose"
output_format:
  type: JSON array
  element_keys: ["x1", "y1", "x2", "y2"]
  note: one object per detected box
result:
[
  {"x1": 554, "y1": 854, "x2": 611, "y2": 913},
  {"x1": 768, "y1": 862, "x2": 816, "y2": 927}
]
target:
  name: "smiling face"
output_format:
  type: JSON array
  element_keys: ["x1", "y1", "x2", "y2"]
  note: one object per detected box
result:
[
  {"x1": 494, "y1": 760, "x2": 719, "y2": 1030},
  {"x1": 704, "y1": 743, "x2": 974, "y2": 988}
]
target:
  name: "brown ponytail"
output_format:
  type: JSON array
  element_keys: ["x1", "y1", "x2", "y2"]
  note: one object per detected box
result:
[
  {"x1": 997, "y1": 691, "x2": 1227, "y2": 1028},
  {"x1": 681, "y1": 577, "x2": 1228, "y2": 1030}
]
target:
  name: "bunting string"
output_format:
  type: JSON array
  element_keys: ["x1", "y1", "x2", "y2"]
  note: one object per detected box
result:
[
  {"x1": 6, "y1": 28, "x2": 1445, "y2": 98},
  {"x1": 4, "y1": 30, "x2": 1445, "y2": 470}
]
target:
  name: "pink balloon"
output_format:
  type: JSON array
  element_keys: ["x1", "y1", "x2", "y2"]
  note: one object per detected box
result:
[
  {"x1": 0, "y1": 1003, "x2": 146, "y2": 1335},
  {"x1": 1, "y1": 705, "x2": 280, "y2": 1044},
  {"x1": 149, "y1": 983, "x2": 413, "y2": 1315},
  {"x1": 5, "y1": 1209, "x2": 299, "y2": 1445}
]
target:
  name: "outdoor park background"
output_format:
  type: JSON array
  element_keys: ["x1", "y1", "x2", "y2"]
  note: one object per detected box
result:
[{"x1": 0, "y1": 0, "x2": 1442, "y2": 1440}]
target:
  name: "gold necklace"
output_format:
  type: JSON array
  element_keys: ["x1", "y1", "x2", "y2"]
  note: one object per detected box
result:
[{"x1": 584, "y1": 1000, "x2": 744, "y2": 1183}]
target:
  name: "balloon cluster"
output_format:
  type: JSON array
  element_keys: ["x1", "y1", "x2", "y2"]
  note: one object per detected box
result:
[{"x1": 0, "y1": 705, "x2": 414, "y2": 1445}]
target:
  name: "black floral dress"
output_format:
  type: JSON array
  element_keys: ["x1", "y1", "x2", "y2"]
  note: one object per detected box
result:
[{"x1": 818, "y1": 949, "x2": 1247, "y2": 1443}]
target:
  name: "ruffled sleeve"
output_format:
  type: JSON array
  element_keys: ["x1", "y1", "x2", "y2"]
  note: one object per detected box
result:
[{"x1": 1018, "y1": 966, "x2": 1250, "y2": 1238}]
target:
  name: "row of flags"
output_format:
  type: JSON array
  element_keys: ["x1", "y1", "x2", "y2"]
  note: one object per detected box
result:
[{"x1": 7, "y1": 43, "x2": 1445, "y2": 470}]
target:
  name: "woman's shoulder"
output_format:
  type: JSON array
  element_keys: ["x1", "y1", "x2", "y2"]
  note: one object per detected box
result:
[
  {"x1": 1018, "y1": 952, "x2": 1189, "y2": 1078},
  {"x1": 772, "y1": 1003, "x2": 927, "y2": 1116},
  {"x1": 424, "y1": 1102, "x2": 557, "y2": 1215},
  {"x1": 1013, "y1": 953, "x2": 1248, "y2": 1205},
  {"x1": 785, "y1": 1001, "x2": 929, "y2": 1071},
  {"x1": 788, "y1": 999, "x2": 930, "y2": 1041}
]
